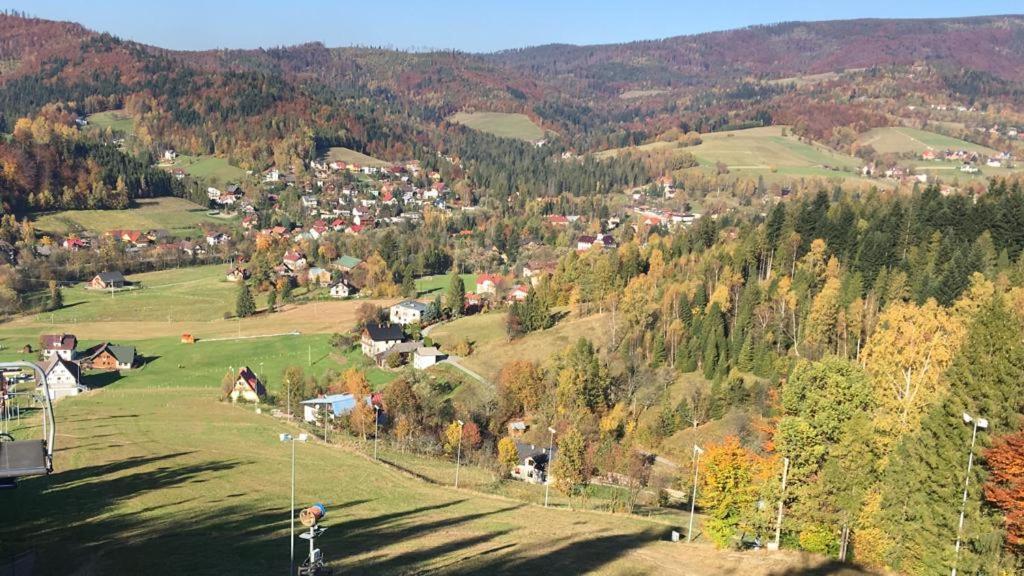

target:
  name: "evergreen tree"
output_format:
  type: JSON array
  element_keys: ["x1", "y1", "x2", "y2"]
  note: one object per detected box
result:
[
  {"x1": 446, "y1": 271, "x2": 465, "y2": 318},
  {"x1": 266, "y1": 287, "x2": 277, "y2": 313},
  {"x1": 47, "y1": 280, "x2": 62, "y2": 311},
  {"x1": 236, "y1": 282, "x2": 256, "y2": 318},
  {"x1": 401, "y1": 265, "x2": 417, "y2": 298}
]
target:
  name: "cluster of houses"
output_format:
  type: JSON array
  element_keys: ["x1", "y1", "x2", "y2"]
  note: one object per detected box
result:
[
  {"x1": 920, "y1": 148, "x2": 1013, "y2": 171},
  {"x1": 32, "y1": 333, "x2": 139, "y2": 400},
  {"x1": 360, "y1": 322, "x2": 447, "y2": 370}
]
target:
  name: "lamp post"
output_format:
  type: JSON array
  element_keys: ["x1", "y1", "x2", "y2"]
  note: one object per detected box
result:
[
  {"x1": 279, "y1": 432, "x2": 308, "y2": 576},
  {"x1": 373, "y1": 404, "x2": 381, "y2": 461},
  {"x1": 544, "y1": 427, "x2": 556, "y2": 508},
  {"x1": 952, "y1": 412, "x2": 988, "y2": 576},
  {"x1": 454, "y1": 420, "x2": 464, "y2": 488},
  {"x1": 688, "y1": 444, "x2": 704, "y2": 543}
]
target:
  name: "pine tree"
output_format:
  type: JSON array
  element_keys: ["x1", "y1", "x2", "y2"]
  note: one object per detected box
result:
[
  {"x1": 402, "y1": 265, "x2": 416, "y2": 298},
  {"x1": 236, "y1": 282, "x2": 256, "y2": 318},
  {"x1": 266, "y1": 288, "x2": 277, "y2": 313},
  {"x1": 651, "y1": 332, "x2": 667, "y2": 367}
]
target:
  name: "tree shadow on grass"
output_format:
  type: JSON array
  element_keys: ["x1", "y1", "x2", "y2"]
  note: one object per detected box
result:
[{"x1": 766, "y1": 559, "x2": 877, "y2": 576}]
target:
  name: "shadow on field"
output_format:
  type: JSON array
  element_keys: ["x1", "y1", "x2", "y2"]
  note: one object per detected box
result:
[
  {"x1": 83, "y1": 370, "x2": 124, "y2": 389},
  {"x1": 767, "y1": 559, "x2": 877, "y2": 575}
]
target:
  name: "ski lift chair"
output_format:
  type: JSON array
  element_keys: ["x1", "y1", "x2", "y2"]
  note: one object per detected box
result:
[{"x1": 0, "y1": 362, "x2": 56, "y2": 489}]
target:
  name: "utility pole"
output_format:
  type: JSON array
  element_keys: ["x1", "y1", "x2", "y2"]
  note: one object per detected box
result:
[
  {"x1": 454, "y1": 420, "x2": 464, "y2": 488},
  {"x1": 544, "y1": 427, "x2": 556, "y2": 508}
]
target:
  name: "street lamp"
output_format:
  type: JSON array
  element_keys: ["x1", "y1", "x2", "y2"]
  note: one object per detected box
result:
[
  {"x1": 688, "y1": 444, "x2": 704, "y2": 543},
  {"x1": 952, "y1": 412, "x2": 988, "y2": 576},
  {"x1": 373, "y1": 404, "x2": 381, "y2": 461},
  {"x1": 544, "y1": 427, "x2": 556, "y2": 508},
  {"x1": 454, "y1": 420, "x2": 464, "y2": 488},
  {"x1": 770, "y1": 457, "x2": 790, "y2": 551},
  {"x1": 279, "y1": 432, "x2": 308, "y2": 576}
]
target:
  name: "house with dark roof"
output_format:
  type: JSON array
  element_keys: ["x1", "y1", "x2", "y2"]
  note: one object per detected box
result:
[
  {"x1": 361, "y1": 323, "x2": 405, "y2": 357},
  {"x1": 511, "y1": 441, "x2": 557, "y2": 485},
  {"x1": 230, "y1": 367, "x2": 266, "y2": 403},
  {"x1": 37, "y1": 356, "x2": 83, "y2": 400},
  {"x1": 90, "y1": 271, "x2": 126, "y2": 290},
  {"x1": 41, "y1": 334, "x2": 77, "y2": 361},
  {"x1": 82, "y1": 343, "x2": 138, "y2": 371}
]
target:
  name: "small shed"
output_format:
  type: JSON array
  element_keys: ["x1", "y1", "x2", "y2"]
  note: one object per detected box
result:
[{"x1": 181, "y1": 333, "x2": 195, "y2": 344}]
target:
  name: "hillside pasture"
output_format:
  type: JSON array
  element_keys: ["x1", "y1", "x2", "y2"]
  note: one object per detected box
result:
[
  {"x1": 325, "y1": 147, "x2": 390, "y2": 167},
  {"x1": 448, "y1": 111, "x2": 547, "y2": 142},
  {"x1": 85, "y1": 109, "x2": 135, "y2": 133},
  {"x1": 166, "y1": 154, "x2": 246, "y2": 186},
  {"x1": 856, "y1": 126, "x2": 998, "y2": 156},
  {"x1": 687, "y1": 126, "x2": 862, "y2": 171},
  {"x1": 32, "y1": 196, "x2": 226, "y2": 237},
  {"x1": 414, "y1": 273, "x2": 477, "y2": 298},
  {"x1": 429, "y1": 310, "x2": 610, "y2": 382}
]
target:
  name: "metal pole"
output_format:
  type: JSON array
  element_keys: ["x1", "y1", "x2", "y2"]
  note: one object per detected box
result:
[
  {"x1": 688, "y1": 445, "x2": 701, "y2": 543},
  {"x1": 544, "y1": 428, "x2": 554, "y2": 508},
  {"x1": 952, "y1": 421, "x2": 980, "y2": 576},
  {"x1": 774, "y1": 457, "x2": 790, "y2": 548},
  {"x1": 290, "y1": 438, "x2": 295, "y2": 576}
]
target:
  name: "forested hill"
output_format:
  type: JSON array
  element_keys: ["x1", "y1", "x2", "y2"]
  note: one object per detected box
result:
[
  {"x1": 2, "y1": 12, "x2": 1024, "y2": 162},
  {"x1": 490, "y1": 16, "x2": 1024, "y2": 88}
]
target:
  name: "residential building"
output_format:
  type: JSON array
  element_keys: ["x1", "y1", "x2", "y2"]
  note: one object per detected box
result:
[
  {"x1": 82, "y1": 343, "x2": 138, "y2": 371},
  {"x1": 361, "y1": 323, "x2": 404, "y2": 357},
  {"x1": 413, "y1": 347, "x2": 446, "y2": 370},
  {"x1": 41, "y1": 334, "x2": 77, "y2": 361},
  {"x1": 37, "y1": 356, "x2": 83, "y2": 400},
  {"x1": 230, "y1": 367, "x2": 265, "y2": 403},
  {"x1": 90, "y1": 271, "x2": 126, "y2": 290},
  {"x1": 389, "y1": 300, "x2": 428, "y2": 325}
]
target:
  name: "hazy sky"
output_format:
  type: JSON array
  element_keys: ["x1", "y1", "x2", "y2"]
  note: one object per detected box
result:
[{"x1": 3, "y1": 1, "x2": 1022, "y2": 52}]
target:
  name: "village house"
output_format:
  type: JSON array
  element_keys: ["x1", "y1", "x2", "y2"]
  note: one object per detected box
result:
[
  {"x1": 230, "y1": 367, "x2": 266, "y2": 403},
  {"x1": 361, "y1": 323, "x2": 404, "y2": 358},
  {"x1": 507, "y1": 284, "x2": 530, "y2": 303},
  {"x1": 329, "y1": 277, "x2": 355, "y2": 298},
  {"x1": 413, "y1": 346, "x2": 446, "y2": 370},
  {"x1": 476, "y1": 273, "x2": 503, "y2": 295},
  {"x1": 301, "y1": 195, "x2": 318, "y2": 209},
  {"x1": 375, "y1": 341, "x2": 420, "y2": 368},
  {"x1": 225, "y1": 267, "x2": 249, "y2": 282},
  {"x1": 90, "y1": 271, "x2": 126, "y2": 290},
  {"x1": 307, "y1": 266, "x2": 332, "y2": 287},
  {"x1": 205, "y1": 232, "x2": 229, "y2": 246},
  {"x1": 81, "y1": 343, "x2": 138, "y2": 371},
  {"x1": 282, "y1": 251, "x2": 308, "y2": 271},
  {"x1": 511, "y1": 442, "x2": 556, "y2": 485},
  {"x1": 522, "y1": 260, "x2": 557, "y2": 287},
  {"x1": 299, "y1": 393, "x2": 372, "y2": 423},
  {"x1": 41, "y1": 334, "x2": 77, "y2": 361},
  {"x1": 37, "y1": 356, "x2": 83, "y2": 400},
  {"x1": 576, "y1": 233, "x2": 617, "y2": 251},
  {"x1": 389, "y1": 300, "x2": 428, "y2": 325},
  {"x1": 464, "y1": 292, "x2": 483, "y2": 313}
]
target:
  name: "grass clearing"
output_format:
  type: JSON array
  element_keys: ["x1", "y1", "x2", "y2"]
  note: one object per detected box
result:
[
  {"x1": 429, "y1": 311, "x2": 610, "y2": 382},
  {"x1": 856, "y1": 126, "x2": 998, "y2": 156},
  {"x1": 85, "y1": 109, "x2": 135, "y2": 133},
  {"x1": 325, "y1": 147, "x2": 389, "y2": 167},
  {"x1": 165, "y1": 154, "x2": 246, "y2": 186},
  {"x1": 32, "y1": 197, "x2": 227, "y2": 237},
  {"x1": 448, "y1": 111, "x2": 547, "y2": 142},
  {"x1": 415, "y1": 273, "x2": 477, "y2": 298},
  {"x1": 688, "y1": 126, "x2": 862, "y2": 171}
]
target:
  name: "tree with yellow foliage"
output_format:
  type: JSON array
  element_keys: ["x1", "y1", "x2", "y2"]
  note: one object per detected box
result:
[{"x1": 699, "y1": 436, "x2": 768, "y2": 548}]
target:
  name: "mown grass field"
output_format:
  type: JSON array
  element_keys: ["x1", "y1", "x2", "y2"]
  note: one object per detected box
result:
[
  {"x1": 165, "y1": 154, "x2": 246, "y2": 186},
  {"x1": 85, "y1": 109, "x2": 135, "y2": 133},
  {"x1": 32, "y1": 197, "x2": 228, "y2": 237},
  {"x1": 688, "y1": 126, "x2": 862, "y2": 171},
  {"x1": 325, "y1": 147, "x2": 390, "y2": 167},
  {"x1": 448, "y1": 112, "x2": 546, "y2": 142},
  {"x1": 429, "y1": 310, "x2": 611, "y2": 383},
  {"x1": 414, "y1": 273, "x2": 478, "y2": 298},
  {"x1": 856, "y1": 126, "x2": 998, "y2": 156}
]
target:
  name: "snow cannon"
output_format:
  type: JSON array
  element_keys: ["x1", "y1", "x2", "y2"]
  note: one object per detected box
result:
[{"x1": 299, "y1": 503, "x2": 326, "y2": 527}]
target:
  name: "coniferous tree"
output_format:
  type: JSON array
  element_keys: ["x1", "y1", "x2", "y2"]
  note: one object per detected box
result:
[
  {"x1": 236, "y1": 281, "x2": 256, "y2": 318},
  {"x1": 446, "y1": 271, "x2": 465, "y2": 318}
]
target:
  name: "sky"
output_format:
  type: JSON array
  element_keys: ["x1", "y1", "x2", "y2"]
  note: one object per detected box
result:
[{"x1": 3, "y1": 0, "x2": 1022, "y2": 53}]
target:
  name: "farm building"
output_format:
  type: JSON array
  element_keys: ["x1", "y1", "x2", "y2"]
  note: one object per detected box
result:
[
  {"x1": 90, "y1": 271, "x2": 126, "y2": 290},
  {"x1": 389, "y1": 300, "x2": 428, "y2": 325},
  {"x1": 81, "y1": 343, "x2": 138, "y2": 371},
  {"x1": 361, "y1": 323, "x2": 405, "y2": 357},
  {"x1": 181, "y1": 333, "x2": 195, "y2": 344},
  {"x1": 36, "y1": 356, "x2": 83, "y2": 400},
  {"x1": 230, "y1": 367, "x2": 266, "y2": 403},
  {"x1": 225, "y1": 267, "x2": 249, "y2": 282},
  {"x1": 40, "y1": 334, "x2": 77, "y2": 361},
  {"x1": 299, "y1": 393, "x2": 371, "y2": 423},
  {"x1": 413, "y1": 347, "x2": 446, "y2": 370}
]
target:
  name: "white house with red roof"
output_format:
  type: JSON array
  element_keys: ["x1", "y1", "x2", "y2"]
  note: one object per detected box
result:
[{"x1": 476, "y1": 273, "x2": 503, "y2": 295}]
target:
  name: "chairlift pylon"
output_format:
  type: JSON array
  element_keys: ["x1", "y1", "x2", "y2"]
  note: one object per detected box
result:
[{"x1": 0, "y1": 361, "x2": 56, "y2": 488}]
